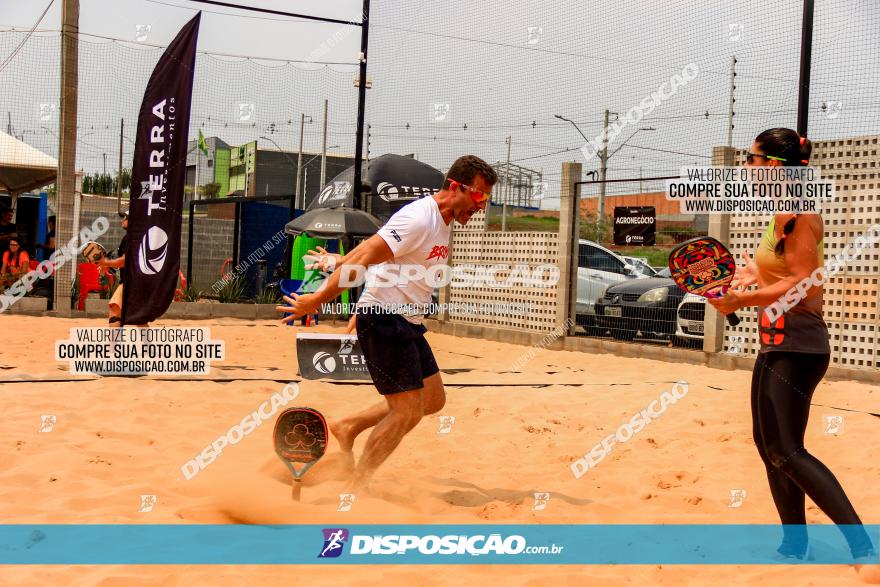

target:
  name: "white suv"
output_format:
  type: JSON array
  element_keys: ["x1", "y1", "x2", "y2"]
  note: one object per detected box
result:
[{"x1": 576, "y1": 239, "x2": 650, "y2": 331}]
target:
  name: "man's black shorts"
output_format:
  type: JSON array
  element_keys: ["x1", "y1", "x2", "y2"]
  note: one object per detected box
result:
[{"x1": 355, "y1": 312, "x2": 439, "y2": 395}]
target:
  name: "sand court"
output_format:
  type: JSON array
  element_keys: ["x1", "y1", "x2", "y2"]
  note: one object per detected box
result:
[{"x1": 0, "y1": 314, "x2": 877, "y2": 585}]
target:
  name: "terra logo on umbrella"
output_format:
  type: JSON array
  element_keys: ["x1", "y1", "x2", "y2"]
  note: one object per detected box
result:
[{"x1": 306, "y1": 154, "x2": 444, "y2": 222}]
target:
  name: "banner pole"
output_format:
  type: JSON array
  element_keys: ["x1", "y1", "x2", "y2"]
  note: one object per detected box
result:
[
  {"x1": 352, "y1": 0, "x2": 370, "y2": 211},
  {"x1": 796, "y1": 0, "x2": 814, "y2": 136}
]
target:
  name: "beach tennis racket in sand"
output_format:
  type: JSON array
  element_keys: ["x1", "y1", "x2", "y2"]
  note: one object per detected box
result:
[
  {"x1": 273, "y1": 407, "x2": 328, "y2": 500},
  {"x1": 669, "y1": 236, "x2": 741, "y2": 326},
  {"x1": 81, "y1": 241, "x2": 108, "y2": 263}
]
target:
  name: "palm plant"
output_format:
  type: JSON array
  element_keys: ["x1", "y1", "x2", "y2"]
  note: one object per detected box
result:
[{"x1": 217, "y1": 276, "x2": 247, "y2": 303}]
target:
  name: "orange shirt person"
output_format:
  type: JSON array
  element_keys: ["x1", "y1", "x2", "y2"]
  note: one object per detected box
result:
[{"x1": 1, "y1": 238, "x2": 30, "y2": 288}]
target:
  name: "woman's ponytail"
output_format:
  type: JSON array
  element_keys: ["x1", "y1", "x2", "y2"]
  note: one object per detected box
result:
[
  {"x1": 799, "y1": 136, "x2": 813, "y2": 166},
  {"x1": 755, "y1": 129, "x2": 811, "y2": 255}
]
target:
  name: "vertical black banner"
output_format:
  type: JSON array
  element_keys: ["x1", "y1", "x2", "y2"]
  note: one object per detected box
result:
[
  {"x1": 613, "y1": 206, "x2": 656, "y2": 246},
  {"x1": 122, "y1": 13, "x2": 200, "y2": 325}
]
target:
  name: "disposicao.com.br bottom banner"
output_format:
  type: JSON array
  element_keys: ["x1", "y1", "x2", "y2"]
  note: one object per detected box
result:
[{"x1": 0, "y1": 525, "x2": 876, "y2": 564}]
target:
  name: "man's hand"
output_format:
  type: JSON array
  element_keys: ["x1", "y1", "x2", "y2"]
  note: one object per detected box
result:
[
  {"x1": 304, "y1": 246, "x2": 342, "y2": 273},
  {"x1": 276, "y1": 292, "x2": 320, "y2": 324},
  {"x1": 279, "y1": 235, "x2": 394, "y2": 319}
]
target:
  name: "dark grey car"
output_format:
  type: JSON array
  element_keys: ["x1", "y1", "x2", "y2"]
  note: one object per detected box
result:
[{"x1": 594, "y1": 277, "x2": 686, "y2": 341}]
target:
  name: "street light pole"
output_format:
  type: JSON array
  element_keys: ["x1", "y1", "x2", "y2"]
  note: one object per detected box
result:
[
  {"x1": 600, "y1": 123, "x2": 656, "y2": 220},
  {"x1": 554, "y1": 112, "x2": 606, "y2": 223},
  {"x1": 300, "y1": 148, "x2": 339, "y2": 206},
  {"x1": 553, "y1": 113, "x2": 589, "y2": 142},
  {"x1": 296, "y1": 113, "x2": 305, "y2": 211},
  {"x1": 116, "y1": 118, "x2": 124, "y2": 213},
  {"x1": 295, "y1": 115, "x2": 314, "y2": 210},
  {"x1": 502, "y1": 136, "x2": 511, "y2": 232},
  {"x1": 320, "y1": 98, "x2": 328, "y2": 189},
  {"x1": 556, "y1": 112, "x2": 654, "y2": 222},
  {"x1": 607, "y1": 126, "x2": 656, "y2": 159},
  {"x1": 598, "y1": 109, "x2": 613, "y2": 222}
]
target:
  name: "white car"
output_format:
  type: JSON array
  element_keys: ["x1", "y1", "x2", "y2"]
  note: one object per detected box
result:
[
  {"x1": 576, "y1": 240, "x2": 650, "y2": 331},
  {"x1": 675, "y1": 292, "x2": 706, "y2": 344},
  {"x1": 622, "y1": 256, "x2": 658, "y2": 277}
]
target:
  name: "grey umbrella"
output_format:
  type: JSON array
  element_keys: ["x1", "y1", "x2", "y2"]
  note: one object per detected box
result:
[
  {"x1": 307, "y1": 153, "x2": 443, "y2": 222},
  {"x1": 284, "y1": 206, "x2": 383, "y2": 239}
]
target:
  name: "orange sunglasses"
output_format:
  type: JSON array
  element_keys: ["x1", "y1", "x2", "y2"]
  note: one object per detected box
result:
[{"x1": 451, "y1": 180, "x2": 492, "y2": 203}]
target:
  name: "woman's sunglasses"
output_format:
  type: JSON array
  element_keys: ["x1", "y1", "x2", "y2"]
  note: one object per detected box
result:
[{"x1": 746, "y1": 151, "x2": 786, "y2": 165}]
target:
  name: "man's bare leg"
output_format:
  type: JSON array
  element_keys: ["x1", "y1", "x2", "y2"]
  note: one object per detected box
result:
[
  {"x1": 330, "y1": 402, "x2": 389, "y2": 452},
  {"x1": 419, "y1": 372, "x2": 446, "y2": 416},
  {"x1": 348, "y1": 388, "x2": 424, "y2": 491},
  {"x1": 331, "y1": 372, "x2": 445, "y2": 452},
  {"x1": 109, "y1": 303, "x2": 122, "y2": 326},
  {"x1": 347, "y1": 373, "x2": 446, "y2": 491}
]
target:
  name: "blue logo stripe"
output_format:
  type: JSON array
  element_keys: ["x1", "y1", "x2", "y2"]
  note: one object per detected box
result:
[{"x1": 0, "y1": 525, "x2": 876, "y2": 565}]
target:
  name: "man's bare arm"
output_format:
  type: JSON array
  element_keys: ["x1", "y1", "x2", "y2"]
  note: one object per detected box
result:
[
  {"x1": 308, "y1": 234, "x2": 395, "y2": 307},
  {"x1": 98, "y1": 255, "x2": 125, "y2": 269}
]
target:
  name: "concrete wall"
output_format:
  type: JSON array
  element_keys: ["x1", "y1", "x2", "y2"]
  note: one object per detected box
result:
[
  {"x1": 181, "y1": 215, "x2": 236, "y2": 294},
  {"x1": 441, "y1": 163, "x2": 578, "y2": 335}
]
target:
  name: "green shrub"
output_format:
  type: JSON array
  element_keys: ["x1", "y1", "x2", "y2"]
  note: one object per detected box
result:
[
  {"x1": 217, "y1": 276, "x2": 247, "y2": 303},
  {"x1": 70, "y1": 275, "x2": 79, "y2": 309},
  {"x1": 254, "y1": 285, "x2": 281, "y2": 305},
  {"x1": 182, "y1": 283, "x2": 202, "y2": 302}
]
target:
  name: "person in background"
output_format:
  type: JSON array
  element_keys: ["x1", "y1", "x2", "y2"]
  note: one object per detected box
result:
[
  {"x1": 41, "y1": 215, "x2": 56, "y2": 258},
  {"x1": 0, "y1": 206, "x2": 17, "y2": 258},
  {"x1": 1, "y1": 237, "x2": 31, "y2": 289},
  {"x1": 96, "y1": 211, "x2": 129, "y2": 325}
]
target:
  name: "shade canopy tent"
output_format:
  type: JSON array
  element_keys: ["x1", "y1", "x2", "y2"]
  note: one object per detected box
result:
[{"x1": 0, "y1": 131, "x2": 58, "y2": 195}]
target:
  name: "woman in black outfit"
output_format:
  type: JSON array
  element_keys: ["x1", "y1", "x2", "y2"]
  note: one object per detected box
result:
[{"x1": 710, "y1": 128, "x2": 877, "y2": 581}]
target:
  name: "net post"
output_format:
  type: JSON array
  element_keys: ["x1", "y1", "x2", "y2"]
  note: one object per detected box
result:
[
  {"x1": 704, "y1": 146, "x2": 736, "y2": 353},
  {"x1": 559, "y1": 162, "x2": 581, "y2": 337}
]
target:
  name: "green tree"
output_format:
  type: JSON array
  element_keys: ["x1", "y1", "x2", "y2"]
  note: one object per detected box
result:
[
  {"x1": 579, "y1": 212, "x2": 613, "y2": 244},
  {"x1": 202, "y1": 182, "x2": 221, "y2": 199},
  {"x1": 119, "y1": 168, "x2": 131, "y2": 192},
  {"x1": 81, "y1": 172, "x2": 129, "y2": 196}
]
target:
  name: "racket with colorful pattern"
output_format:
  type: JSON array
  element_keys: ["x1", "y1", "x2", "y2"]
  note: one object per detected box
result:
[
  {"x1": 668, "y1": 236, "x2": 741, "y2": 326},
  {"x1": 273, "y1": 407, "x2": 328, "y2": 501}
]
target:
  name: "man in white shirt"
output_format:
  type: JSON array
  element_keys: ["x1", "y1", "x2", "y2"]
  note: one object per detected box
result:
[{"x1": 277, "y1": 155, "x2": 498, "y2": 490}]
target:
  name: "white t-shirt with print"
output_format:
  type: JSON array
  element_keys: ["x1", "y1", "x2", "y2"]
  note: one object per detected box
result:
[{"x1": 356, "y1": 196, "x2": 451, "y2": 323}]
